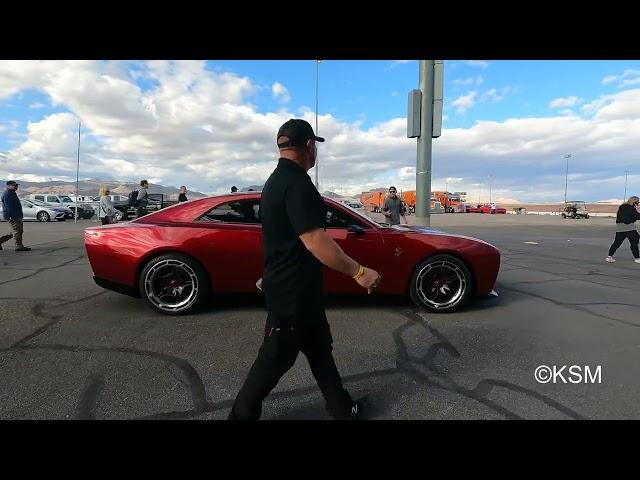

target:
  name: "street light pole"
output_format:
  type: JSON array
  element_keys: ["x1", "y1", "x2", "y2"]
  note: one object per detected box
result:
[
  {"x1": 315, "y1": 60, "x2": 321, "y2": 190},
  {"x1": 489, "y1": 174, "x2": 492, "y2": 204},
  {"x1": 624, "y1": 170, "x2": 629, "y2": 201},
  {"x1": 75, "y1": 120, "x2": 81, "y2": 223},
  {"x1": 563, "y1": 154, "x2": 572, "y2": 204}
]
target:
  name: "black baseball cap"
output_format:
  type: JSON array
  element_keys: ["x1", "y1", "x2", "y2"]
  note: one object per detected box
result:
[
  {"x1": 6, "y1": 180, "x2": 18, "y2": 186},
  {"x1": 277, "y1": 119, "x2": 325, "y2": 148}
]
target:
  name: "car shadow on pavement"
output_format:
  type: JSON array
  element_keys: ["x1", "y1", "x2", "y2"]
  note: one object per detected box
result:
[{"x1": 206, "y1": 292, "x2": 504, "y2": 314}]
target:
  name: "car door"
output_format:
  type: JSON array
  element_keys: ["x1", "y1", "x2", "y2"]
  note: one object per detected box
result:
[
  {"x1": 20, "y1": 200, "x2": 38, "y2": 220},
  {"x1": 322, "y1": 203, "x2": 386, "y2": 294},
  {"x1": 183, "y1": 198, "x2": 264, "y2": 293}
]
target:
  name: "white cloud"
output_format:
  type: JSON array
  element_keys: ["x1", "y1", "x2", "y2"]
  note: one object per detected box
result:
[
  {"x1": 602, "y1": 69, "x2": 640, "y2": 88},
  {"x1": 391, "y1": 91, "x2": 399, "y2": 97},
  {"x1": 481, "y1": 87, "x2": 512, "y2": 104},
  {"x1": 549, "y1": 96, "x2": 582, "y2": 108},
  {"x1": 452, "y1": 91, "x2": 477, "y2": 114},
  {"x1": 29, "y1": 102, "x2": 46, "y2": 109},
  {"x1": 453, "y1": 75, "x2": 483, "y2": 87},
  {"x1": 465, "y1": 61, "x2": 489, "y2": 68},
  {"x1": 2, "y1": 61, "x2": 640, "y2": 202},
  {"x1": 271, "y1": 82, "x2": 291, "y2": 104}
]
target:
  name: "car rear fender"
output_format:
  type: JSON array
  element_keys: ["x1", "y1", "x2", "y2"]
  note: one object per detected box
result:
[{"x1": 134, "y1": 248, "x2": 213, "y2": 295}]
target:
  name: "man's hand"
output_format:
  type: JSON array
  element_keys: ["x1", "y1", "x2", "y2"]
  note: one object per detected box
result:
[{"x1": 355, "y1": 267, "x2": 381, "y2": 294}]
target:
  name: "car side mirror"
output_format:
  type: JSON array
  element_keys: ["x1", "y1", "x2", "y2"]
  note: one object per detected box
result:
[{"x1": 347, "y1": 224, "x2": 365, "y2": 235}]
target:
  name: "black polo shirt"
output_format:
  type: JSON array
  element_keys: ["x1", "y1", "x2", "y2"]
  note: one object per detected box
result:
[{"x1": 260, "y1": 158, "x2": 327, "y2": 322}]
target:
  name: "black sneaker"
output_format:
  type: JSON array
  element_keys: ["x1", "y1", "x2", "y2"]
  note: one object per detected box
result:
[
  {"x1": 15, "y1": 246, "x2": 32, "y2": 252},
  {"x1": 349, "y1": 397, "x2": 372, "y2": 420}
]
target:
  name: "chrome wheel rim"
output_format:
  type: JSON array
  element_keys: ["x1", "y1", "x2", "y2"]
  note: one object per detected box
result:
[
  {"x1": 415, "y1": 260, "x2": 466, "y2": 309},
  {"x1": 144, "y1": 259, "x2": 199, "y2": 312}
]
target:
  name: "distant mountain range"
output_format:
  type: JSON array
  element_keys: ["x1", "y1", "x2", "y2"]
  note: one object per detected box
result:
[{"x1": 3, "y1": 178, "x2": 208, "y2": 200}]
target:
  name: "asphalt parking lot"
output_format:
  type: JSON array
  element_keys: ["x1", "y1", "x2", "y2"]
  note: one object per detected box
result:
[{"x1": 1, "y1": 214, "x2": 639, "y2": 420}]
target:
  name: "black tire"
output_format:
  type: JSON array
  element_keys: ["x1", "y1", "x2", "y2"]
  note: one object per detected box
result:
[
  {"x1": 37, "y1": 211, "x2": 50, "y2": 222},
  {"x1": 139, "y1": 253, "x2": 210, "y2": 315},
  {"x1": 409, "y1": 254, "x2": 473, "y2": 313}
]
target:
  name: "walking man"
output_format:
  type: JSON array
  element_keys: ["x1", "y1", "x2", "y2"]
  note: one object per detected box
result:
[
  {"x1": 1, "y1": 181, "x2": 31, "y2": 251},
  {"x1": 229, "y1": 119, "x2": 381, "y2": 420}
]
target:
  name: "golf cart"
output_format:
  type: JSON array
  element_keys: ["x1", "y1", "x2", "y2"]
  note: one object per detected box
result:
[{"x1": 561, "y1": 201, "x2": 589, "y2": 219}]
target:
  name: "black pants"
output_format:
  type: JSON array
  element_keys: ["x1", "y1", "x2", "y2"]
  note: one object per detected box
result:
[
  {"x1": 608, "y1": 230, "x2": 640, "y2": 258},
  {"x1": 230, "y1": 311, "x2": 354, "y2": 420}
]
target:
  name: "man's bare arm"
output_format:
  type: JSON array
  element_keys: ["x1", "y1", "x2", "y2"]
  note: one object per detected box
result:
[{"x1": 299, "y1": 228, "x2": 359, "y2": 276}]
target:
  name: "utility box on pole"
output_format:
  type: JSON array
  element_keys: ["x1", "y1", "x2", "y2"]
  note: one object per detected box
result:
[
  {"x1": 407, "y1": 89, "x2": 422, "y2": 138},
  {"x1": 432, "y1": 60, "x2": 444, "y2": 138}
]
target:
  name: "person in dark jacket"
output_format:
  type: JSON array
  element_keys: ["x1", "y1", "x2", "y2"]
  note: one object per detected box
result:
[
  {"x1": 1, "y1": 181, "x2": 31, "y2": 251},
  {"x1": 606, "y1": 196, "x2": 640, "y2": 264},
  {"x1": 178, "y1": 186, "x2": 188, "y2": 202}
]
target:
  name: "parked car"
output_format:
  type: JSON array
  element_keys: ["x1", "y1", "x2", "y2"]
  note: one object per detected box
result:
[
  {"x1": 85, "y1": 193, "x2": 501, "y2": 316},
  {"x1": 465, "y1": 204, "x2": 506, "y2": 214},
  {"x1": 27, "y1": 194, "x2": 94, "y2": 219},
  {"x1": 337, "y1": 198, "x2": 363, "y2": 209},
  {"x1": 0, "y1": 198, "x2": 72, "y2": 222}
]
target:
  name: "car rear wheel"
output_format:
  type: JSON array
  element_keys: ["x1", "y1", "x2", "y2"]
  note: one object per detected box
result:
[
  {"x1": 37, "y1": 211, "x2": 50, "y2": 222},
  {"x1": 139, "y1": 253, "x2": 210, "y2": 315},
  {"x1": 409, "y1": 254, "x2": 473, "y2": 313}
]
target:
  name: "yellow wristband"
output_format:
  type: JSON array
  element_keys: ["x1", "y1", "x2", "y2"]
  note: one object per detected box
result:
[{"x1": 352, "y1": 265, "x2": 365, "y2": 280}]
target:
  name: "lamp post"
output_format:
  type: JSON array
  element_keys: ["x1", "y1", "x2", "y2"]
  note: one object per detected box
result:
[
  {"x1": 314, "y1": 60, "x2": 321, "y2": 190},
  {"x1": 563, "y1": 154, "x2": 572, "y2": 204}
]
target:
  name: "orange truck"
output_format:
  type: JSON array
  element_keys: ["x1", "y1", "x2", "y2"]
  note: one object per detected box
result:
[
  {"x1": 400, "y1": 190, "x2": 444, "y2": 214},
  {"x1": 432, "y1": 191, "x2": 463, "y2": 213},
  {"x1": 360, "y1": 191, "x2": 386, "y2": 213}
]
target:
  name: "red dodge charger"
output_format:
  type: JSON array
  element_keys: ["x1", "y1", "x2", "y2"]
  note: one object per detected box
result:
[{"x1": 84, "y1": 193, "x2": 500, "y2": 315}]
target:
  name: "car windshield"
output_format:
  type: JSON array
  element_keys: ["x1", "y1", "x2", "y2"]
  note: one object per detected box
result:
[
  {"x1": 330, "y1": 200, "x2": 389, "y2": 227},
  {"x1": 60, "y1": 196, "x2": 73, "y2": 203}
]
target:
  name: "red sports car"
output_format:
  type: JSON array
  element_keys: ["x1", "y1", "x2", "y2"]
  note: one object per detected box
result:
[
  {"x1": 466, "y1": 204, "x2": 507, "y2": 214},
  {"x1": 84, "y1": 193, "x2": 500, "y2": 315}
]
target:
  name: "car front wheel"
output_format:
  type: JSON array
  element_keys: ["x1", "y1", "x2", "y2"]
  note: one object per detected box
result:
[
  {"x1": 37, "y1": 211, "x2": 50, "y2": 222},
  {"x1": 409, "y1": 254, "x2": 473, "y2": 313},
  {"x1": 139, "y1": 253, "x2": 210, "y2": 315}
]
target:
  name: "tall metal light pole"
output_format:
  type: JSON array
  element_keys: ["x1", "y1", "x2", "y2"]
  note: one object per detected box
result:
[
  {"x1": 75, "y1": 120, "x2": 81, "y2": 223},
  {"x1": 489, "y1": 174, "x2": 492, "y2": 204},
  {"x1": 624, "y1": 170, "x2": 629, "y2": 201},
  {"x1": 314, "y1": 60, "x2": 321, "y2": 190},
  {"x1": 407, "y1": 60, "x2": 443, "y2": 225},
  {"x1": 563, "y1": 154, "x2": 572, "y2": 204}
]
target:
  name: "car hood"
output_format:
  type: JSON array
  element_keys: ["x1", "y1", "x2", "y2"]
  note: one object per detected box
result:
[{"x1": 387, "y1": 224, "x2": 498, "y2": 249}]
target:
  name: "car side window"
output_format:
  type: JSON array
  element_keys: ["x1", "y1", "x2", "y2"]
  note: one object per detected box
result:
[
  {"x1": 200, "y1": 200, "x2": 261, "y2": 224},
  {"x1": 325, "y1": 206, "x2": 366, "y2": 229},
  {"x1": 47, "y1": 196, "x2": 59, "y2": 203},
  {"x1": 35, "y1": 195, "x2": 44, "y2": 202}
]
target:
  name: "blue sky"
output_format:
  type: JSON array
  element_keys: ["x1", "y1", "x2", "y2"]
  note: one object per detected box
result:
[{"x1": 1, "y1": 60, "x2": 640, "y2": 202}]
